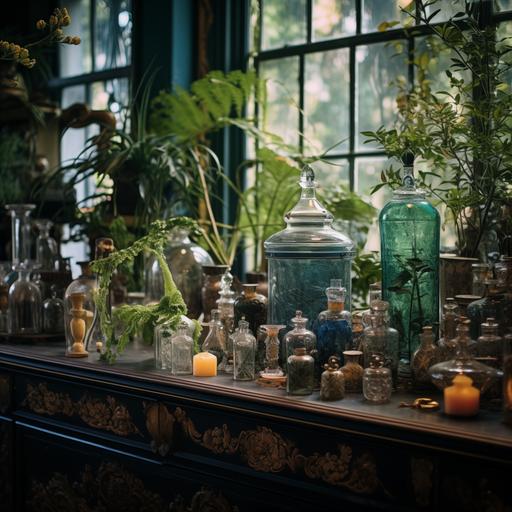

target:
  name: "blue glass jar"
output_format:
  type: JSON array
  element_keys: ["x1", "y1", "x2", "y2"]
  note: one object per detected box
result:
[{"x1": 264, "y1": 165, "x2": 355, "y2": 329}]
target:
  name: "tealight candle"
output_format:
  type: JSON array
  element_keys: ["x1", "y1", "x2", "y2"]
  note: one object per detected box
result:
[
  {"x1": 193, "y1": 352, "x2": 217, "y2": 377},
  {"x1": 444, "y1": 373, "x2": 480, "y2": 417}
]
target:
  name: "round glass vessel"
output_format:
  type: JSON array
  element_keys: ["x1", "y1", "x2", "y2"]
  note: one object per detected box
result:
[
  {"x1": 35, "y1": 219, "x2": 59, "y2": 271},
  {"x1": 264, "y1": 165, "x2": 355, "y2": 328},
  {"x1": 42, "y1": 285, "x2": 64, "y2": 334},
  {"x1": 8, "y1": 264, "x2": 42, "y2": 335},
  {"x1": 234, "y1": 284, "x2": 267, "y2": 338},
  {"x1": 320, "y1": 355, "x2": 345, "y2": 401},
  {"x1": 379, "y1": 154, "x2": 440, "y2": 366}
]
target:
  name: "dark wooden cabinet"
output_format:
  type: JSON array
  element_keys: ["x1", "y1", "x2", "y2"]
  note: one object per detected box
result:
[{"x1": 0, "y1": 343, "x2": 510, "y2": 512}]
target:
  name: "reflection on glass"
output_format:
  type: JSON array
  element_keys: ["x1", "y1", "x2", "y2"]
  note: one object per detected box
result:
[
  {"x1": 362, "y1": 0, "x2": 407, "y2": 32},
  {"x1": 356, "y1": 42, "x2": 407, "y2": 149},
  {"x1": 95, "y1": 0, "x2": 132, "y2": 70},
  {"x1": 260, "y1": 57, "x2": 300, "y2": 146},
  {"x1": 305, "y1": 49, "x2": 350, "y2": 153},
  {"x1": 59, "y1": 0, "x2": 91, "y2": 77},
  {"x1": 313, "y1": 0, "x2": 356, "y2": 40},
  {"x1": 262, "y1": 0, "x2": 306, "y2": 49}
]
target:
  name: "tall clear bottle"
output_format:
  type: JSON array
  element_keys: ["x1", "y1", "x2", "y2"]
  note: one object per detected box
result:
[
  {"x1": 8, "y1": 263, "x2": 41, "y2": 334},
  {"x1": 283, "y1": 311, "x2": 317, "y2": 367},
  {"x1": 84, "y1": 238, "x2": 115, "y2": 352},
  {"x1": 217, "y1": 270, "x2": 236, "y2": 372},
  {"x1": 379, "y1": 153, "x2": 440, "y2": 372},
  {"x1": 233, "y1": 319, "x2": 256, "y2": 381},
  {"x1": 437, "y1": 298, "x2": 459, "y2": 360},
  {"x1": 34, "y1": 219, "x2": 59, "y2": 271},
  {"x1": 201, "y1": 309, "x2": 226, "y2": 367}
]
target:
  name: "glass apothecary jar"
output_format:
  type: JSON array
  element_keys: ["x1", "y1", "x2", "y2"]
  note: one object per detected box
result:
[
  {"x1": 170, "y1": 322, "x2": 194, "y2": 375},
  {"x1": 233, "y1": 319, "x2": 256, "y2": 381},
  {"x1": 320, "y1": 355, "x2": 344, "y2": 401},
  {"x1": 340, "y1": 350, "x2": 364, "y2": 393},
  {"x1": 476, "y1": 317, "x2": 502, "y2": 362},
  {"x1": 287, "y1": 347, "x2": 314, "y2": 396},
  {"x1": 264, "y1": 165, "x2": 355, "y2": 328},
  {"x1": 35, "y1": 219, "x2": 59, "y2": 271},
  {"x1": 8, "y1": 263, "x2": 41, "y2": 335},
  {"x1": 283, "y1": 310, "x2": 317, "y2": 365},
  {"x1": 234, "y1": 284, "x2": 267, "y2": 338},
  {"x1": 363, "y1": 355, "x2": 392, "y2": 404},
  {"x1": 155, "y1": 321, "x2": 173, "y2": 370},
  {"x1": 379, "y1": 153, "x2": 440, "y2": 367}
]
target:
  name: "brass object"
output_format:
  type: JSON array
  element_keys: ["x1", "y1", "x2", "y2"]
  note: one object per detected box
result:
[
  {"x1": 399, "y1": 397, "x2": 440, "y2": 410},
  {"x1": 23, "y1": 382, "x2": 140, "y2": 436},
  {"x1": 144, "y1": 402, "x2": 175, "y2": 456}
]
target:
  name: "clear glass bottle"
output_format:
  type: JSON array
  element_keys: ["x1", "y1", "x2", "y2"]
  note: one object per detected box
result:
[
  {"x1": 429, "y1": 317, "x2": 502, "y2": 393},
  {"x1": 201, "y1": 265, "x2": 230, "y2": 321},
  {"x1": 84, "y1": 238, "x2": 115, "y2": 352},
  {"x1": 437, "y1": 298, "x2": 459, "y2": 359},
  {"x1": 64, "y1": 262, "x2": 96, "y2": 354},
  {"x1": 362, "y1": 282, "x2": 382, "y2": 328},
  {"x1": 170, "y1": 321, "x2": 194, "y2": 375},
  {"x1": 411, "y1": 326, "x2": 438, "y2": 389},
  {"x1": 313, "y1": 279, "x2": 352, "y2": 373},
  {"x1": 233, "y1": 319, "x2": 256, "y2": 381},
  {"x1": 504, "y1": 332, "x2": 512, "y2": 426},
  {"x1": 361, "y1": 300, "x2": 399, "y2": 384},
  {"x1": 320, "y1": 355, "x2": 345, "y2": 401},
  {"x1": 260, "y1": 324, "x2": 286, "y2": 378},
  {"x1": 201, "y1": 309, "x2": 226, "y2": 367},
  {"x1": 217, "y1": 270, "x2": 236, "y2": 372},
  {"x1": 8, "y1": 263, "x2": 42, "y2": 335},
  {"x1": 363, "y1": 354, "x2": 392, "y2": 404},
  {"x1": 471, "y1": 263, "x2": 490, "y2": 298},
  {"x1": 264, "y1": 165, "x2": 355, "y2": 328},
  {"x1": 495, "y1": 256, "x2": 512, "y2": 290},
  {"x1": 379, "y1": 153, "x2": 440, "y2": 369},
  {"x1": 476, "y1": 317, "x2": 502, "y2": 363},
  {"x1": 350, "y1": 312, "x2": 364, "y2": 351},
  {"x1": 34, "y1": 219, "x2": 59, "y2": 271},
  {"x1": 340, "y1": 350, "x2": 364, "y2": 393},
  {"x1": 287, "y1": 347, "x2": 314, "y2": 396},
  {"x1": 42, "y1": 285, "x2": 64, "y2": 334},
  {"x1": 154, "y1": 321, "x2": 173, "y2": 370},
  {"x1": 234, "y1": 284, "x2": 267, "y2": 340},
  {"x1": 283, "y1": 311, "x2": 317, "y2": 368}
]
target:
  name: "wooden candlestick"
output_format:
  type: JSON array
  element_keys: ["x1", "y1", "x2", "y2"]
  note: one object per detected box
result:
[{"x1": 66, "y1": 292, "x2": 89, "y2": 358}]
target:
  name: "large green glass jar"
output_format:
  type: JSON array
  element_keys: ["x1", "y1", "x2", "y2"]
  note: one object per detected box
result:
[{"x1": 379, "y1": 154, "x2": 440, "y2": 371}]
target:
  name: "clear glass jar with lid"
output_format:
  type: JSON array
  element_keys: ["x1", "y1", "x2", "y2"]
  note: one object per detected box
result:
[
  {"x1": 283, "y1": 310, "x2": 317, "y2": 365},
  {"x1": 264, "y1": 165, "x2": 355, "y2": 328}
]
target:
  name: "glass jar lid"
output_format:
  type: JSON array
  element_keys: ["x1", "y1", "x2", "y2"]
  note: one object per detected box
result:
[{"x1": 264, "y1": 165, "x2": 355, "y2": 257}]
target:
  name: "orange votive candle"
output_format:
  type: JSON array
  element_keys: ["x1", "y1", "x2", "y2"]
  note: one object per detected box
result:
[
  {"x1": 444, "y1": 374, "x2": 480, "y2": 417},
  {"x1": 193, "y1": 352, "x2": 217, "y2": 377}
]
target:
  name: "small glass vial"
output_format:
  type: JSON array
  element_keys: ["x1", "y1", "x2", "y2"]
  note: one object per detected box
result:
[
  {"x1": 340, "y1": 350, "x2": 364, "y2": 393},
  {"x1": 363, "y1": 354, "x2": 392, "y2": 404},
  {"x1": 202, "y1": 309, "x2": 226, "y2": 367},
  {"x1": 472, "y1": 263, "x2": 491, "y2": 298},
  {"x1": 8, "y1": 264, "x2": 42, "y2": 335},
  {"x1": 154, "y1": 321, "x2": 173, "y2": 370},
  {"x1": 283, "y1": 310, "x2": 317, "y2": 363},
  {"x1": 362, "y1": 282, "x2": 382, "y2": 328},
  {"x1": 260, "y1": 324, "x2": 286, "y2": 378},
  {"x1": 411, "y1": 326, "x2": 438, "y2": 389},
  {"x1": 170, "y1": 322, "x2": 194, "y2": 375},
  {"x1": 42, "y1": 285, "x2": 64, "y2": 334},
  {"x1": 217, "y1": 270, "x2": 236, "y2": 336},
  {"x1": 287, "y1": 347, "x2": 314, "y2": 396},
  {"x1": 438, "y1": 298, "x2": 459, "y2": 359},
  {"x1": 313, "y1": 279, "x2": 352, "y2": 372},
  {"x1": 34, "y1": 219, "x2": 59, "y2": 271},
  {"x1": 233, "y1": 319, "x2": 256, "y2": 381},
  {"x1": 320, "y1": 355, "x2": 345, "y2": 401},
  {"x1": 476, "y1": 317, "x2": 503, "y2": 363},
  {"x1": 234, "y1": 284, "x2": 267, "y2": 338}
]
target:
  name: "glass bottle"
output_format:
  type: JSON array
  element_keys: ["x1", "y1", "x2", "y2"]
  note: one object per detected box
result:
[
  {"x1": 437, "y1": 298, "x2": 459, "y2": 359},
  {"x1": 234, "y1": 284, "x2": 267, "y2": 339},
  {"x1": 340, "y1": 350, "x2": 364, "y2": 393},
  {"x1": 170, "y1": 321, "x2": 194, "y2": 375},
  {"x1": 201, "y1": 265, "x2": 230, "y2": 321},
  {"x1": 287, "y1": 347, "x2": 314, "y2": 396},
  {"x1": 201, "y1": 309, "x2": 226, "y2": 367},
  {"x1": 495, "y1": 256, "x2": 512, "y2": 290},
  {"x1": 34, "y1": 219, "x2": 59, "y2": 271},
  {"x1": 233, "y1": 319, "x2": 256, "y2": 381},
  {"x1": 217, "y1": 270, "x2": 236, "y2": 372},
  {"x1": 313, "y1": 279, "x2": 352, "y2": 373},
  {"x1": 260, "y1": 324, "x2": 286, "y2": 378},
  {"x1": 379, "y1": 153, "x2": 440, "y2": 370},
  {"x1": 351, "y1": 312, "x2": 364, "y2": 351},
  {"x1": 64, "y1": 262, "x2": 96, "y2": 353},
  {"x1": 429, "y1": 317, "x2": 502, "y2": 393},
  {"x1": 7, "y1": 263, "x2": 42, "y2": 335},
  {"x1": 5, "y1": 204, "x2": 35, "y2": 285},
  {"x1": 154, "y1": 321, "x2": 173, "y2": 370},
  {"x1": 320, "y1": 355, "x2": 345, "y2": 401},
  {"x1": 411, "y1": 326, "x2": 438, "y2": 389},
  {"x1": 504, "y1": 332, "x2": 512, "y2": 426},
  {"x1": 84, "y1": 238, "x2": 115, "y2": 352},
  {"x1": 363, "y1": 354, "x2": 392, "y2": 404},
  {"x1": 476, "y1": 317, "x2": 502, "y2": 363},
  {"x1": 467, "y1": 279, "x2": 511, "y2": 338},
  {"x1": 283, "y1": 311, "x2": 317, "y2": 367},
  {"x1": 264, "y1": 165, "x2": 355, "y2": 327},
  {"x1": 362, "y1": 282, "x2": 382, "y2": 328},
  {"x1": 471, "y1": 263, "x2": 490, "y2": 298},
  {"x1": 361, "y1": 300, "x2": 399, "y2": 384},
  {"x1": 42, "y1": 285, "x2": 64, "y2": 334}
]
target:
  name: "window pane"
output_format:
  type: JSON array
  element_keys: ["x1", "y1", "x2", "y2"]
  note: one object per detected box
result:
[
  {"x1": 312, "y1": 0, "x2": 356, "y2": 41},
  {"x1": 94, "y1": 0, "x2": 132, "y2": 70},
  {"x1": 59, "y1": 0, "x2": 91, "y2": 77},
  {"x1": 497, "y1": 0, "x2": 512, "y2": 11},
  {"x1": 356, "y1": 42, "x2": 407, "y2": 149},
  {"x1": 361, "y1": 0, "x2": 407, "y2": 33},
  {"x1": 91, "y1": 78, "x2": 130, "y2": 127},
  {"x1": 260, "y1": 57, "x2": 300, "y2": 146},
  {"x1": 423, "y1": 0, "x2": 466, "y2": 23},
  {"x1": 305, "y1": 49, "x2": 350, "y2": 153},
  {"x1": 313, "y1": 158, "x2": 350, "y2": 189},
  {"x1": 262, "y1": 0, "x2": 306, "y2": 50}
]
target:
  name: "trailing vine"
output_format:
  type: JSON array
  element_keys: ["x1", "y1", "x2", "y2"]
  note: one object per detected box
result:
[{"x1": 90, "y1": 218, "x2": 201, "y2": 364}]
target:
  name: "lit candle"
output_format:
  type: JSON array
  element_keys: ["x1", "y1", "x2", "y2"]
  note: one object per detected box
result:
[
  {"x1": 193, "y1": 352, "x2": 217, "y2": 377},
  {"x1": 444, "y1": 374, "x2": 480, "y2": 417}
]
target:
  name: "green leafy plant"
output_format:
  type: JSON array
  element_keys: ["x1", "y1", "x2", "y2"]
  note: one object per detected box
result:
[{"x1": 90, "y1": 218, "x2": 201, "y2": 364}]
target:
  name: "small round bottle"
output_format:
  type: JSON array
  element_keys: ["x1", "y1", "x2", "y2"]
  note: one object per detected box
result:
[
  {"x1": 234, "y1": 284, "x2": 267, "y2": 339},
  {"x1": 287, "y1": 347, "x2": 314, "y2": 396},
  {"x1": 233, "y1": 319, "x2": 256, "y2": 381},
  {"x1": 411, "y1": 326, "x2": 438, "y2": 389},
  {"x1": 170, "y1": 321, "x2": 194, "y2": 375},
  {"x1": 202, "y1": 309, "x2": 226, "y2": 367},
  {"x1": 283, "y1": 310, "x2": 317, "y2": 363},
  {"x1": 320, "y1": 355, "x2": 345, "y2": 401},
  {"x1": 43, "y1": 285, "x2": 65, "y2": 334},
  {"x1": 363, "y1": 354, "x2": 392, "y2": 404},
  {"x1": 340, "y1": 350, "x2": 364, "y2": 393}
]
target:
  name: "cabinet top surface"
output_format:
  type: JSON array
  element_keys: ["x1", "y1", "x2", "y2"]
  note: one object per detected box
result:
[{"x1": 0, "y1": 341, "x2": 511, "y2": 449}]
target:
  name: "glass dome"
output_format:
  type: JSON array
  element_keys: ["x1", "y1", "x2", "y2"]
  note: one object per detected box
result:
[{"x1": 264, "y1": 165, "x2": 355, "y2": 328}]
